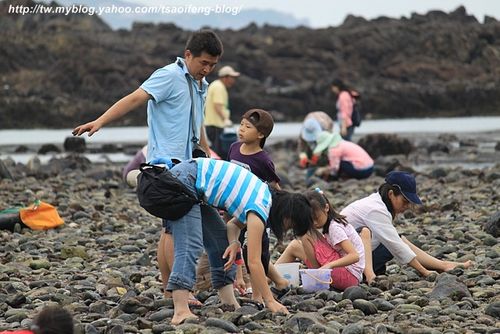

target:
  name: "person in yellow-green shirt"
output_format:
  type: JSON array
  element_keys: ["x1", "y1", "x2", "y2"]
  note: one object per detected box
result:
[{"x1": 205, "y1": 65, "x2": 240, "y2": 156}]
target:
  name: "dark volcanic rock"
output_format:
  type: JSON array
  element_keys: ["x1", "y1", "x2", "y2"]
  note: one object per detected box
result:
[
  {"x1": 1, "y1": 1, "x2": 500, "y2": 128},
  {"x1": 38, "y1": 144, "x2": 60, "y2": 154},
  {"x1": 64, "y1": 136, "x2": 86, "y2": 153},
  {"x1": 484, "y1": 211, "x2": 500, "y2": 237},
  {"x1": 429, "y1": 273, "x2": 471, "y2": 301},
  {"x1": 485, "y1": 301, "x2": 500, "y2": 319},
  {"x1": 358, "y1": 134, "x2": 414, "y2": 158}
]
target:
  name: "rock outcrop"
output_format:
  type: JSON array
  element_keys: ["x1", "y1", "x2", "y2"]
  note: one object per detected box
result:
[{"x1": 1, "y1": 0, "x2": 500, "y2": 128}]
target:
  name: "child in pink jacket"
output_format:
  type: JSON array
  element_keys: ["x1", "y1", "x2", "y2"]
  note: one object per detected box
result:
[{"x1": 312, "y1": 131, "x2": 373, "y2": 180}]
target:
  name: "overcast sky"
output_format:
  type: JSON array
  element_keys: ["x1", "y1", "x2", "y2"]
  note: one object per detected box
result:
[{"x1": 135, "y1": 0, "x2": 499, "y2": 27}]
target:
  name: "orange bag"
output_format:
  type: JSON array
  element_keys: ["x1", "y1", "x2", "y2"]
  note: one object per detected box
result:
[{"x1": 19, "y1": 201, "x2": 64, "y2": 230}]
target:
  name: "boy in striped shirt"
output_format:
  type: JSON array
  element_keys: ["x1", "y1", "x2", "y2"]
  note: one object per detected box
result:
[{"x1": 162, "y1": 157, "x2": 313, "y2": 325}]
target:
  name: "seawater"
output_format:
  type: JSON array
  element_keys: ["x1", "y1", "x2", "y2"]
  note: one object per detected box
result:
[
  {"x1": 1, "y1": 116, "x2": 499, "y2": 165},
  {"x1": 1, "y1": 116, "x2": 500, "y2": 146}
]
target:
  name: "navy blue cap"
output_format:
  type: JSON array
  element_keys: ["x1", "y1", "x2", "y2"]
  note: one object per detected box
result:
[{"x1": 385, "y1": 171, "x2": 422, "y2": 205}]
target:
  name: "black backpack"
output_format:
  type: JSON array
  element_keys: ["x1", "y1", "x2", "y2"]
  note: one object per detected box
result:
[
  {"x1": 136, "y1": 163, "x2": 201, "y2": 220},
  {"x1": 351, "y1": 98, "x2": 362, "y2": 127}
]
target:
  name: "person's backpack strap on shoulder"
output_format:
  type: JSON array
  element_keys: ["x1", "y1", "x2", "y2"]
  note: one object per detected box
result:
[{"x1": 136, "y1": 163, "x2": 201, "y2": 220}]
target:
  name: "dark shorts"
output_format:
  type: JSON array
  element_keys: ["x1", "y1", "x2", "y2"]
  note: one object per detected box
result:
[{"x1": 239, "y1": 227, "x2": 270, "y2": 275}]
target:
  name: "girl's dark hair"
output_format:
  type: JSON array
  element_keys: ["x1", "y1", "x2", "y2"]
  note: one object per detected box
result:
[
  {"x1": 32, "y1": 305, "x2": 74, "y2": 334},
  {"x1": 185, "y1": 30, "x2": 223, "y2": 57},
  {"x1": 269, "y1": 190, "x2": 313, "y2": 240},
  {"x1": 304, "y1": 190, "x2": 348, "y2": 235},
  {"x1": 378, "y1": 183, "x2": 402, "y2": 219},
  {"x1": 331, "y1": 78, "x2": 350, "y2": 92}
]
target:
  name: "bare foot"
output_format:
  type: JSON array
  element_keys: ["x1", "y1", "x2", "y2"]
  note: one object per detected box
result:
[
  {"x1": 251, "y1": 294, "x2": 264, "y2": 304},
  {"x1": 164, "y1": 290, "x2": 200, "y2": 306},
  {"x1": 443, "y1": 260, "x2": 474, "y2": 272},
  {"x1": 171, "y1": 312, "x2": 198, "y2": 326}
]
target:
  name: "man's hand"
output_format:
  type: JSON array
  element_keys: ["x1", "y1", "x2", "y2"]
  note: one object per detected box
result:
[{"x1": 72, "y1": 120, "x2": 103, "y2": 137}]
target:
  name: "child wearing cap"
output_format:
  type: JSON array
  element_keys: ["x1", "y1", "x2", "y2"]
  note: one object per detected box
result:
[
  {"x1": 341, "y1": 171, "x2": 473, "y2": 284},
  {"x1": 227, "y1": 109, "x2": 290, "y2": 302}
]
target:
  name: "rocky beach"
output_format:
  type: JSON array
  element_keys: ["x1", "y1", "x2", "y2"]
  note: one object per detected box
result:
[{"x1": 0, "y1": 132, "x2": 498, "y2": 334}]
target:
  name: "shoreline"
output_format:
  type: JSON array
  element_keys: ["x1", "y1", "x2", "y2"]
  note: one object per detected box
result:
[
  {"x1": 1, "y1": 132, "x2": 499, "y2": 169},
  {"x1": 1, "y1": 116, "x2": 500, "y2": 148}
]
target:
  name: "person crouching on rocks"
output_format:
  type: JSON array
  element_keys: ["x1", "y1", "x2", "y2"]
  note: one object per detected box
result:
[
  {"x1": 312, "y1": 131, "x2": 374, "y2": 180},
  {"x1": 276, "y1": 188, "x2": 366, "y2": 291},
  {"x1": 341, "y1": 171, "x2": 473, "y2": 284},
  {"x1": 149, "y1": 157, "x2": 314, "y2": 325}
]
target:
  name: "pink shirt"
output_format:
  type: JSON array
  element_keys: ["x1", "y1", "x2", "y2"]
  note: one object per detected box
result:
[
  {"x1": 337, "y1": 91, "x2": 353, "y2": 127},
  {"x1": 326, "y1": 221, "x2": 365, "y2": 282},
  {"x1": 328, "y1": 141, "x2": 374, "y2": 173}
]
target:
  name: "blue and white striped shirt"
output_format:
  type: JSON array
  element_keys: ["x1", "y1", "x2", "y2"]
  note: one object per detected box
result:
[{"x1": 195, "y1": 158, "x2": 272, "y2": 224}]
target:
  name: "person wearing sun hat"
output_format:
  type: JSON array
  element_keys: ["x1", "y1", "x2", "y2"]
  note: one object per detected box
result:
[
  {"x1": 311, "y1": 130, "x2": 373, "y2": 180},
  {"x1": 340, "y1": 171, "x2": 473, "y2": 284},
  {"x1": 297, "y1": 111, "x2": 334, "y2": 173}
]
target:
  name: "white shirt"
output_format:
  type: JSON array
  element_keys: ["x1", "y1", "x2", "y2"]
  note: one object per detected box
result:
[{"x1": 341, "y1": 192, "x2": 416, "y2": 265}]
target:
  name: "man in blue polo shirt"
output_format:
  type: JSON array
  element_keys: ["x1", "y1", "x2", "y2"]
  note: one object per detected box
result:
[
  {"x1": 72, "y1": 30, "x2": 221, "y2": 160},
  {"x1": 72, "y1": 30, "x2": 224, "y2": 305}
]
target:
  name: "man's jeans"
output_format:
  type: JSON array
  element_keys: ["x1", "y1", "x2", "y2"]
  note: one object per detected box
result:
[{"x1": 165, "y1": 160, "x2": 236, "y2": 291}]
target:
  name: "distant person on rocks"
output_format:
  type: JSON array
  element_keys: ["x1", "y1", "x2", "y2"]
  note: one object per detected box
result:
[
  {"x1": 122, "y1": 145, "x2": 147, "y2": 186},
  {"x1": 312, "y1": 131, "x2": 374, "y2": 180},
  {"x1": 298, "y1": 111, "x2": 334, "y2": 179},
  {"x1": 0, "y1": 304, "x2": 74, "y2": 334},
  {"x1": 204, "y1": 65, "x2": 240, "y2": 156},
  {"x1": 149, "y1": 157, "x2": 314, "y2": 324},
  {"x1": 72, "y1": 30, "x2": 223, "y2": 306},
  {"x1": 342, "y1": 171, "x2": 473, "y2": 284},
  {"x1": 331, "y1": 79, "x2": 359, "y2": 141},
  {"x1": 276, "y1": 189, "x2": 365, "y2": 291}
]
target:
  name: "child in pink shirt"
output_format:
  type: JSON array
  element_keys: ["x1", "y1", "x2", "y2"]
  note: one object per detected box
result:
[
  {"x1": 276, "y1": 189, "x2": 365, "y2": 291},
  {"x1": 313, "y1": 131, "x2": 374, "y2": 180}
]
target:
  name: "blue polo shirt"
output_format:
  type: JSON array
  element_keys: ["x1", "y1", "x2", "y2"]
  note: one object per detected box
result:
[{"x1": 140, "y1": 57, "x2": 208, "y2": 161}]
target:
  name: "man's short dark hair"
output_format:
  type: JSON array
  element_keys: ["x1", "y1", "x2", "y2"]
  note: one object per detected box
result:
[{"x1": 185, "y1": 30, "x2": 223, "y2": 57}]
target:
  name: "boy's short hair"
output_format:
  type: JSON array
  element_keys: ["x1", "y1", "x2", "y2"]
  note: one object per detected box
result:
[
  {"x1": 185, "y1": 30, "x2": 223, "y2": 57},
  {"x1": 242, "y1": 109, "x2": 274, "y2": 148}
]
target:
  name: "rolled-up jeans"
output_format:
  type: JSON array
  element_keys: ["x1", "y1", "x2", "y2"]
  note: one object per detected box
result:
[{"x1": 164, "y1": 159, "x2": 236, "y2": 291}]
